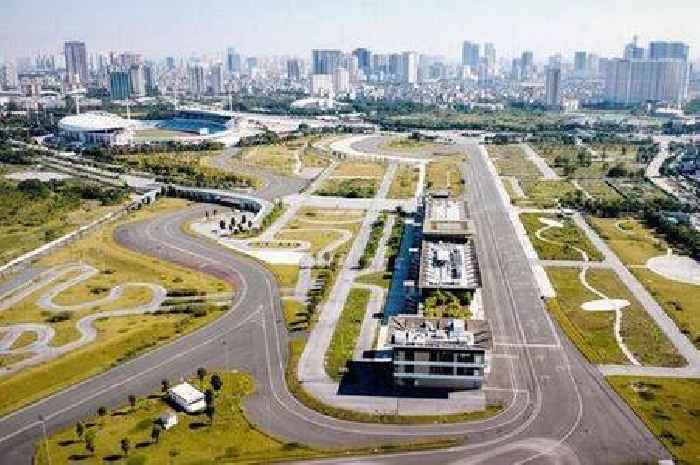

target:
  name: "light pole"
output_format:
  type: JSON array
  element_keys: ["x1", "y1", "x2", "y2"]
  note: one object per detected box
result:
[{"x1": 38, "y1": 414, "x2": 52, "y2": 465}]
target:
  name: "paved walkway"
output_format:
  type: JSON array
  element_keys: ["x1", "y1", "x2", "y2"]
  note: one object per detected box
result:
[
  {"x1": 520, "y1": 143, "x2": 560, "y2": 180},
  {"x1": 573, "y1": 214, "x2": 700, "y2": 369}
]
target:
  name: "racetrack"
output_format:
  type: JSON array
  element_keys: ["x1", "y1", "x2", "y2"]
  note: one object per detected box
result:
[{"x1": 0, "y1": 140, "x2": 671, "y2": 465}]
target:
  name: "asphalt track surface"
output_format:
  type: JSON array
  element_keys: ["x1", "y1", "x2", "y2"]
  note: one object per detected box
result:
[{"x1": 0, "y1": 142, "x2": 671, "y2": 465}]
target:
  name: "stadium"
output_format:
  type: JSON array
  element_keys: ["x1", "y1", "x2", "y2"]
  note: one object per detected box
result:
[{"x1": 58, "y1": 112, "x2": 133, "y2": 146}]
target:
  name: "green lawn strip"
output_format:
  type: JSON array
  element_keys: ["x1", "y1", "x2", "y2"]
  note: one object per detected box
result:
[
  {"x1": 486, "y1": 145, "x2": 541, "y2": 177},
  {"x1": 356, "y1": 272, "x2": 392, "y2": 289},
  {"x1": 34, "y1": 372, "x2": 452, "y2": 465},
  {"x1": 267, "y1": 264, "x2": 300, "y2": 288},
  {"x1": 607, "y1": 377, "x2": 700, "y2": 465},
  {"x1": 519, "y1": 179, "x2": 578, "y2": 209},
  {"x1": 325, "y1": 288, "x2": 370, "y2": 380},
  {"x1": 425, "y1": 157, "x2": 464, "y2": 195},
  {"x1": 359, "y1": 214, "x2": 387, "y2": 269},
  {"x1": 381, "y1": 137, "x2": 438, "y2": 153},
  {"x1": 631, "y1": 269, "x2": 700, "y2": 350},
  {"x1": 388, "y1": 165, "x2": 419, "y2": 199},
  {"x1": 545, "y1": 267, "x2": 626, "y2": 364},
  {"x1": 316, "y1": 178, "x2": 378, "y2": 198},
  {"x1": 282, "y1": 298, "x2": 309, "y2": 331},
  {"x1": 575, "y1": 179, "x2": 622, "y2": 201},
  {"x1": 288, "y1": 339, "x2": 502, "y2": 425},
  {"x1": 520, "y1": 213, "x2": 603, "y2": 261},
  {"x1": 586, "y1": 271, "x2": 684, "y2": 367},
  {"x1": 588, "y1": 217, "x2": 666, "y2": 265}
]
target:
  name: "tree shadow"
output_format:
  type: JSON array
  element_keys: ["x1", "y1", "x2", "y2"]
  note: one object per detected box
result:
[
  {"x1": 67, "y1": 454, "x2": 91, "y2": 461},
  {"x1": 102, "y1": 454, "x2": 122, "y2": 462},
  {"x1": 189, "y1": 422, "x2": 208, "y2": 430},
  {"x1": 135, "y1": 441, "x2": 152, "y2": 449},
  {"x1": 58, "y1": 439, "x2": 78, "y2": 446}
]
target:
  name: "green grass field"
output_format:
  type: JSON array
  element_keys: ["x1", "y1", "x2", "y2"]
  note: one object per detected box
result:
[
  {"x1": 0, "y1": 199, "x2": 231, "y2": 416},
  {"x1": 325, "y1": 288, "x2": 370, "y2": 380},
  {"x1": 426, "y1": 156, "x2": 464, "y2": 196},
  {"x1": 589, "y1": 217, "x2": 666, "y2": 265},
  {"x1": 519, "y1": 180, "x2": 578, "y2": 209},
  {"x1": 607, "y1": 377, "x2": 700, "y2": 465},
  {"x1": 487, "y1": 145, "x2": 541, "y2": 177},
  {"x1": 520, "y1": 213, "x2": 604, "y2": 261},
  {"x1": 380, "y1": 137, "x2": 439, "y2": 153},
  {"x1": 388, "y1": 165, "x2": 420, "y2": 198},
  {"x1": 546, "y1": 268, "x2": 683, "y2": 366},
  {"x1": 34, "y1": 372, "x2": 326, "y2": 465}
]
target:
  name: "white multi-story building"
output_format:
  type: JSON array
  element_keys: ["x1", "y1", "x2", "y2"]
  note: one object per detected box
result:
[
  {"x1": 605, "y1": 58, "x2": 689, "y2": 105},
  {"x1": 188, "y1": 64, "x2": 206, "y2": 97},
  {"x1": 129, "y1": 64, "x2": 146, "y2": 97},
  {"x1": 209, "y1": 63, "x2": 224, "y2": 95},
  {"x1": 402, "y1": 51, "x2": 418, "y2": 84},
  {"x1": 332, "y1": 66, "x2": 350, "y2": 94},
  {"x1": 311, "y1": 74, "x2": 333, "y2": 97}
]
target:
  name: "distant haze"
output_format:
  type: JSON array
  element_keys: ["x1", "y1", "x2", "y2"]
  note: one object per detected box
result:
[{"x1": 2, "y1": 0, "x2": 699, "y2": 61}]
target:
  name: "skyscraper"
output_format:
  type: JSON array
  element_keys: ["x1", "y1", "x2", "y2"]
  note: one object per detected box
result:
[
  {"x1": 462, "y1": 41, "x2": 480, "y2": 69},
  {"x1": 209, "y1": 63, "x2": 224, "y2": 95},
  {"x1": 109, "y1": 71, "x2": 130, "y2": 100},
  {"x1": 64, "y1": 41, "x2": 88, "y2": 85},
  {"x1": 401, "y1": 51, "x2": 418, "y2": 84},
  {"x1": 648, "y1": 41, "x2": 689, "y2": 61},
  {"x1": 333, "y1": 66, "x2": 350, "y2": 94},
  {"x1": 604, "y1": 58, "x2": 688, "y2": 105},
  {"x1": 574, "y1": 51, "x2": 588, "y2": 76},
  {"x1": 311, "y1": 50, "x2": 342, "y2": 75},
  {"x1": 623, "y1": 36, "x2": 645, "y2": 59},
  {"x1": 226, "y1": 48, "x2": 241, "y2": 74},
  {"x1": 545, "y1": 66, "x2": 561, "y2": 108},
  {"x1": 352, "y1": 48, "x2": 372, "y2": 77},
  {"x1": 188, "y1": 64, "x2": 205, "y2": 96},
  {"x1": 520, "y1": 51, "x2": 534, "y2": 79},
  {"x1": 287, "y1": 58, "x2": 302, "y2": 81},
  {"x1": 0, "y1": 61, "x2": 18, "y2": 90},
  {"x1": 483, "y1": 43, "x2": 496, "y2": 68},
  {"x1": 128, "y1": 64, "x2": 146, "y2": 97}
]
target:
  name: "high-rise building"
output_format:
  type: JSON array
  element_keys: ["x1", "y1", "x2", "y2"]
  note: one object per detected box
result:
[
  {"x1": 401, "y1": 51, "x2": 418, "y2": 84},
  {"x1": 64, "y1": 41, "x2": 88, "y2": 85},
  {"x1": 188, "y1": 64, "x2": 205, "y2": 96},
  {"x1": 388, "y1": 53, "x2": 403, "y2": 80},
  {"x1": 574, "y1": 51, "x2": 588, "y2": 76},
  {"x1": 165, "y1": 57, "x2": 176, "y2": 71},
  {"x1": 143, "y1": 64, "x2": 156, "y2": 96},
  {"x1": 109, "y1": 71, "x2": 130, "y2": 100},
  {"x1": 333, "y1": 66, "x2": 350, "y2": 94},
  {"x1": 209, "y1": 63, "x2": 224, "y2": 95},
  {"x1": 623, "y1": 36, "x2": 645, "y2": 60},
  {"x1": 311, "y1": 49, "x2": 342, "y2": 75},
  {"x1": 587, "y1": 54, "x2": 600, "y2": 77},
  {"x1": 0, "y1": 61, "x2": 18, "y2": 90},
  {"x1": 128, "y1": 64, "x2": 146, "y2": 97},
  {"x1": 545, "y1": 66, "x2": 562, "y2": 107},
  {"x1": 648, "y1": 41, "x2": 689, "y2": 61},
  {"x1": 311, "y1": 74, "x2": 333, "y2": 96},
  {"x1": 520, "y1": 51, "x2": 534, "y2": 79},
  {"x1": 348, "y1": 55, "x2": 360, "y2": 83},
  {"x1": 604, "y1": 58, "x2": 689, "y2": 105},
  {"x1": 352, "y1": 48, "x2": 371, "y2": 77},
  {"x1": 372, "y1": 54, "x2": 389, "y2": 79},
  {"x1": 226, "y1": 48, "x2": 241, "y2": 74},
  {"x1": 287, "y1": 58, "x2": 302, "y2": 81},
  {"x1": 462, "y1": 41, "x2": 480, "y2": 69},
  {"x1": 483, "y1": 43, "x2": 496, "y2": 68}
]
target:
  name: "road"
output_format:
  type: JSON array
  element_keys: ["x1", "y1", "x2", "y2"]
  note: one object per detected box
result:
[{"x1": 0, "y1": 142, "x2": 671, "y2": 465}]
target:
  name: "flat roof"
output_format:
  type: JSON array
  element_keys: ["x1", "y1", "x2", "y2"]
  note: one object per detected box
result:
[
  {"x1": 389, "y1": 316, "x2": 490, "y2": 349},
  {"x1": 422, "y1": 196, "x2": 472, "y2": 238},
  {"x1": 418, "y1": 240, "x2": 480, "y2": 290},
  {"x1": 168, "y1": 382, "x2": 204, "y2": 403},
  {"x1": 59, "y1": 112, "x2": 132, "y2": 132}
]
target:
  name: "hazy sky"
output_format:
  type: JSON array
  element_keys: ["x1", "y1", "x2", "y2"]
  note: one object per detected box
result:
[{"x1": 2, "y1": 0, "x2": 699, "y2": 62}]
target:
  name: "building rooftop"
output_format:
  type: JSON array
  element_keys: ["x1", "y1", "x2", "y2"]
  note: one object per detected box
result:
[
  {"x1": 59, "y1": 112, "x2": 132, "y2": 132},
  {"x1": 422, "y1": 195, "x2": 472, "y2": 239},
  {"x1": 418, "y1": 240, "x2": 480, "y2": 290},
  {"x1": 389, "y1": 316, "x2": 490, "y2": 349},
  {"x1": 167, "y1": 382, "x2": 204, "y2": 404}
]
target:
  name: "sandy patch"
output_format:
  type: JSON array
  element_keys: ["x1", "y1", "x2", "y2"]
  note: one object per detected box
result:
[
  {"x1": 646, "y1": 254, "x2": 700, "y2": 285},
  {"x1": 581, "y1": 299, "x2": 630, "y2": 312},
  {"x1": 539, "y1": 217, "x2": 563, "y2": 228}
]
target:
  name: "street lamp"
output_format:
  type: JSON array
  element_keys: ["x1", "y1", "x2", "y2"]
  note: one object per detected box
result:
[{"x1": 38, "y1": 414, "x2": 52, "y2": 465}]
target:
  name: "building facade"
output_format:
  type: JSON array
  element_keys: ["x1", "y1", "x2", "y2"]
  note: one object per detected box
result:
[
  {"x1": 64, "y1": 41, "x2": 88, "y2": 85},
  {"x1": 109, "y1": 71, "x2": 130, "y2": 100}
]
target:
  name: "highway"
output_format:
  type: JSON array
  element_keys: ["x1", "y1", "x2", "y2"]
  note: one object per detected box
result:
[{"x1": 0, "y1": 141, "x2": 671, "y2": 464}]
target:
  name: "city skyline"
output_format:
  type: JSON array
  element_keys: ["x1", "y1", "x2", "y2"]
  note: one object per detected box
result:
[{"x1": 2, "y1": 0, "x2": 700, "y2": 62}]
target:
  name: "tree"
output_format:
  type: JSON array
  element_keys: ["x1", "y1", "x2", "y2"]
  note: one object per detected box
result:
[
  {"x1": 128, "y1": 394, "x2": 137, "y2": 409},
  {"x1": 120, "y1": 437, "x2": 130, "y2": 457},
  {"x1": 205, "y1": 388, "x2": 214, "y2": 408},
  {"x1": 210, "y1": 373, "x2": 223, "y2": 392},
  {"x1": 197, "y1": 367, "x2": 208, "y2": 385},
  {"x1": 205, "y1": 404, "x2": 216, "y2": 424},
  {"x1": 84, "y1": 431, "x2": 96, "y2": 456},
  {"x1": 97, "y1": 406, "x2": 107, "y2": 417},
  {"x1": 219, "y1": 219, "x2": 226, "y2": 230},
  {"x1": 75, "y1": 421, "x2": 85, "y2": 440},
  {"x1": 151, "y1": 424, "x2": 162, "y2": 444},
  {"x1": 161, "y1": 379, "x2": 170, "y2": 393}
]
